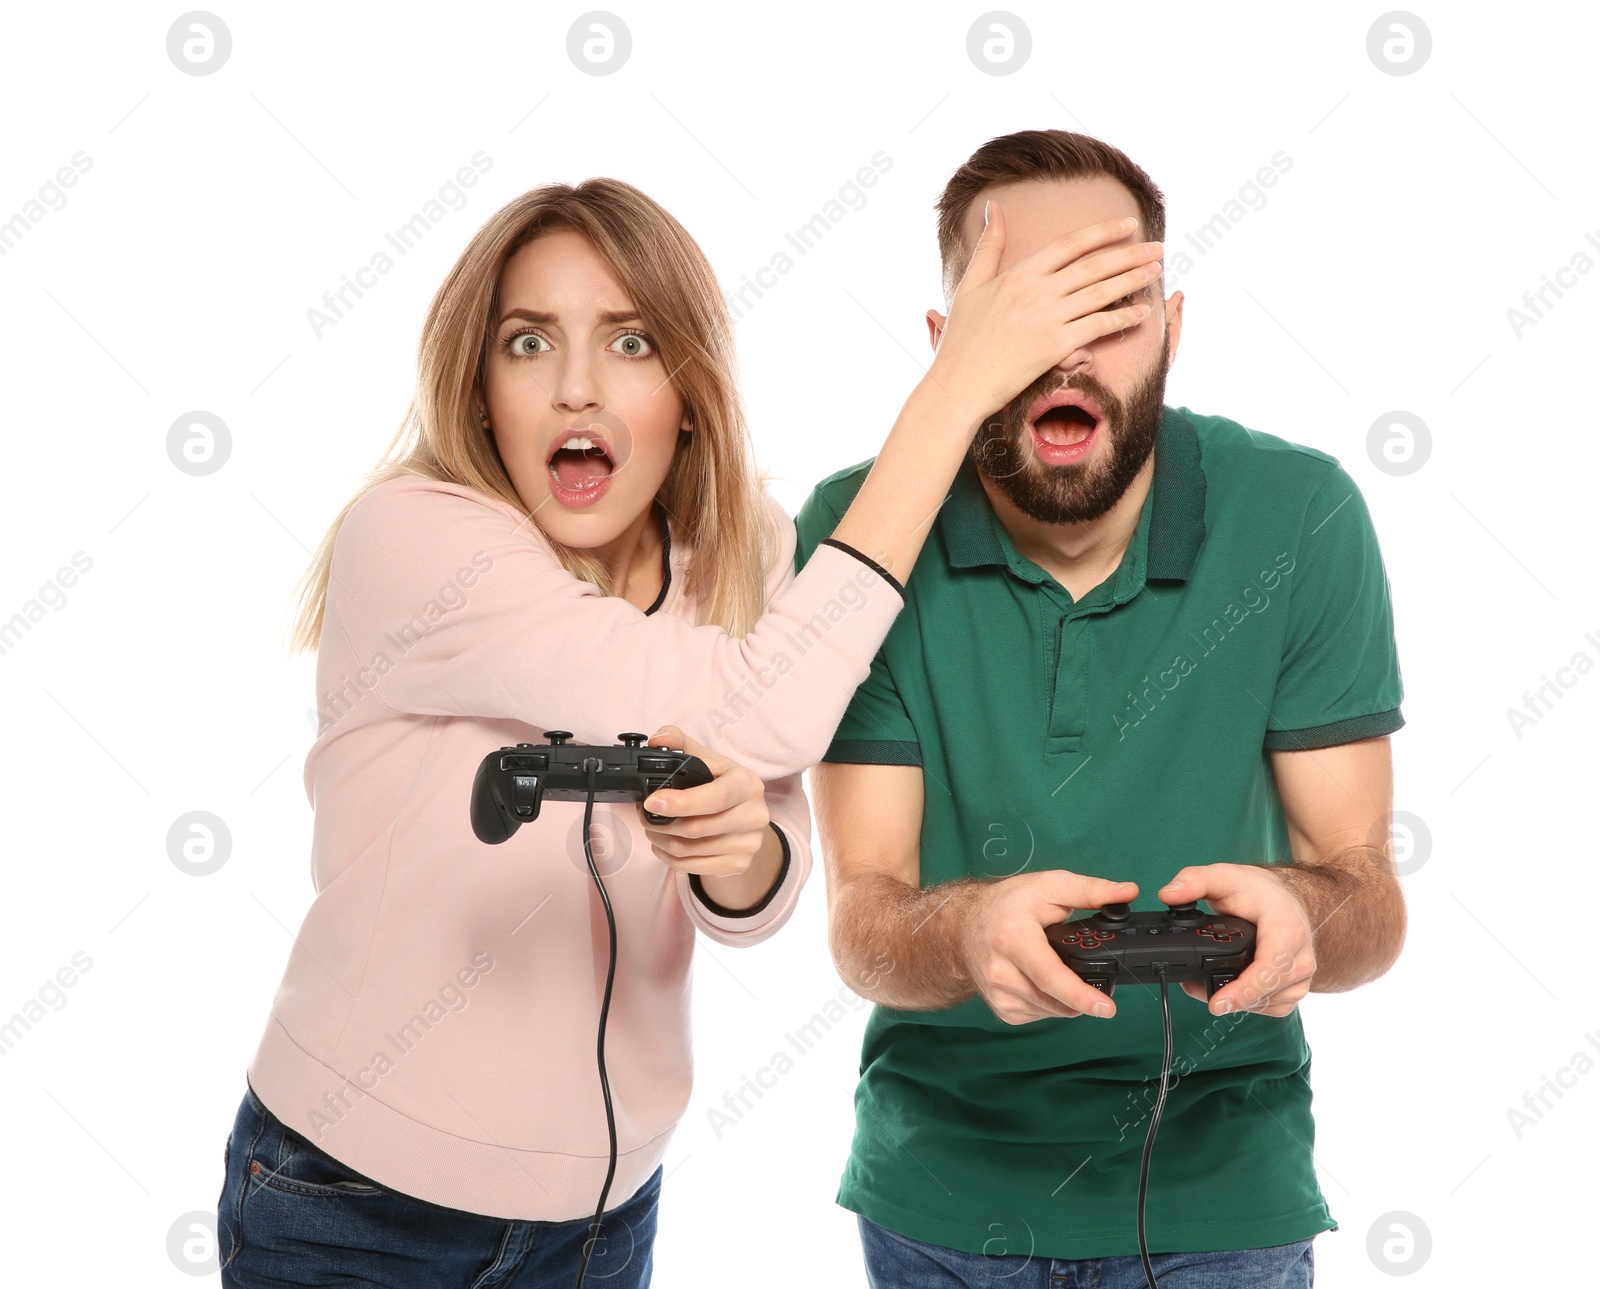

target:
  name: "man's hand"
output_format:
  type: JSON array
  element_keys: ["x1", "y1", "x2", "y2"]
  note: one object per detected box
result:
[
  {"x1": 639, "y1": 725, "x2": 771, "y2": 880},
  {"x1": 1158, "y1": 866, "x2": 1316, "y2": 1018},
  {"x1": 961, "y1": 871, "x2": 1139, "y2": 1023}
]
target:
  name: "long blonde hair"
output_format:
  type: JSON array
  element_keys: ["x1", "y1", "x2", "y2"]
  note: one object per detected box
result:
[{"x1": 286, "y1": 177, "x2": 773, "y2": 655}]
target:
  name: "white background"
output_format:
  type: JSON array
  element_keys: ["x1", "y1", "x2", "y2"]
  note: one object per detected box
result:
[{"x1": 1, "y1": 1, "x2": 1593, "y2": 1283}]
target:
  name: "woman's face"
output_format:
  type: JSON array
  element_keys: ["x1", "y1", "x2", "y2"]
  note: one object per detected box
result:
[{"x1": 482, "y1": 229, "x2": 687, "y2": 550}]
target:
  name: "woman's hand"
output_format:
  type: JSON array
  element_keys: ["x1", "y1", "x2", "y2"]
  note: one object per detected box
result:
[
  {"x1": 639, "y1": 725, "x2": 775, "y2": 882},
  {"x1": 926, "y1": 201, "x2": 1162, "y2": 416}
]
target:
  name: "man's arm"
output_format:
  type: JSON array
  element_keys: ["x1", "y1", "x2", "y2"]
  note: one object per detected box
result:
[
  {"x1": 1158, "y1": 734, "x2": 1407, "y2": 1014},
  {"x1": 1269, "y1": 734, "x2": 1406, "y2": 990},
  {"x1": 811, "y1": 761, "x2": 1136, "y2": 1023}
]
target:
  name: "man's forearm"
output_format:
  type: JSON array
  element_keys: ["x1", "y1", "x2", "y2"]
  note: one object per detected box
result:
[
  {"x1": 830, "y1": 872, "x2": 990, "y2": 1010},
  {"x1": 1272, "y1": 844, "x2": 1406, "y2": 992}
]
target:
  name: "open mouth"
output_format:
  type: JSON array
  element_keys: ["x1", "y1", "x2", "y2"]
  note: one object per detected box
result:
[
  {"x1": 1023, "y1": 387, "x2": 1105, "y2": 462},
  {"x1": 1024, "y1": 387, "x2": 1105, "y2": 444},
  {"x1": 1031, "y1": 403, "x2": 1100, "y2": 445},
  {"x1": 546, "y1": 431, "x2": 616, "y2": 493}
]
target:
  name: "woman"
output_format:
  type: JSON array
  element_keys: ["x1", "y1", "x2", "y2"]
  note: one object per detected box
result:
[{"x1": 214, "y1": 176, "x2": 1158, "y2": 1287}]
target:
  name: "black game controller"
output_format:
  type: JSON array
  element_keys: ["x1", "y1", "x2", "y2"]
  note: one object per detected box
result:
[
  {"x1": 1045, "y1": 902, "x2": 1256, "y2": 1000},
  {"x1": 470, "y1": 731, "x2": 715, "y2": 844}
]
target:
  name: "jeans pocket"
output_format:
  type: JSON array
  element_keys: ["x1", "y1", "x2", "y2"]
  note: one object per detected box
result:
[{"x1": 249, "y1": 1120, "x2": 389, "y2": 1199}]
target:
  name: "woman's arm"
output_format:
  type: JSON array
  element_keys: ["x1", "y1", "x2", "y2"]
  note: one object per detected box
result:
[
  {"x1": 323, "y1": 478, "x2": 901, "y2": 782},
  {"x1": 672, "y1": 769, "x2": 812, "y2": 947},
  {"x1": 319, "y1": 210, "x2": 1161, "y2": 780}
]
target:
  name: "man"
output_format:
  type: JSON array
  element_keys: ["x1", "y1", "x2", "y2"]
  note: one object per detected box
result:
[{"x1": 792, "y1": 129, "x2": 1406, "y2": 1288}]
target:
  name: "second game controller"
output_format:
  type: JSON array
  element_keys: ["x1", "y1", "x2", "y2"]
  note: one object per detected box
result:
[{"x1": 1045, "y1": 902, "x2": 1256, "y2": 1000}]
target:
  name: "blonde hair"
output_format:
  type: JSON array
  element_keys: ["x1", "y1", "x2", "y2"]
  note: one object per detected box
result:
[{"x1": 286, "y1": 177, "x2": 773, "y2": 655}]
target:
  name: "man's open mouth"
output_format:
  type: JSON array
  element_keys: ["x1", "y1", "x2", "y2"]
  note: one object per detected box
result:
[
  {"x1": 1024, "y1": 388, "x2": 1105, "y2": 447},
  {"x1": 546, "y1": 430, "x2": 616, "y2": 492}
]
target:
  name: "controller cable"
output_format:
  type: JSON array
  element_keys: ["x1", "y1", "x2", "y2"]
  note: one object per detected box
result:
[
  {"x1": 574, "y1": 760, "x2": 619, "y2": 1289},
  {"x1": 1137, "y1": 966, "x2": 1175, "y2": 1289}
]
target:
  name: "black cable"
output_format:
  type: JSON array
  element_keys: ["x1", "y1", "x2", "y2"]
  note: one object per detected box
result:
[
  {"x1": 1137, "y1": 967, "x2": 1175, "y2": 1289},
  {"x1": 574, "y1": 761, "x2": 619, "y2": 1289}
]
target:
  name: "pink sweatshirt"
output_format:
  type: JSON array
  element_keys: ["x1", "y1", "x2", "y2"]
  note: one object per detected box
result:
[{"x1": 245, "y1": 476, "x2": 904, "y2": 1220}]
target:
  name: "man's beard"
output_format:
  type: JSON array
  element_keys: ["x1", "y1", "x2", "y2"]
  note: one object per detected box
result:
[{"x1": 970, "y1": 346, "x2": 1170, "y2": 525}]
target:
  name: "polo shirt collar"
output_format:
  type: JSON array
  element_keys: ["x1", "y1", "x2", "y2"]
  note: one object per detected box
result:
[{"x1": 939, "y1": 403, "x2": 1207, "y2": 583}]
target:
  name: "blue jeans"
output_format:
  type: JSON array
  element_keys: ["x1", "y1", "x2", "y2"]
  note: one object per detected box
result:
[
  {"x1": 217, "y1": 1081, "x2": 659, "y2": 1287},
  {"x1": 859, "y1": 1215, "x2": 1313, "y2": 1288}
]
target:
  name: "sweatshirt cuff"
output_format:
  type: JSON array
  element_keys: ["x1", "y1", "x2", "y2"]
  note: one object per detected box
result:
[
  {"x1": 818, "y1": 538, "x2": 907, "y2": 603},
  {"x1": 688, "y1": 822, "x2": 791, "y2": 920}
]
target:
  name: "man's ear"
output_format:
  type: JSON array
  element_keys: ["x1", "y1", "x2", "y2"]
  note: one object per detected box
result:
[{"x1": 925, "y1": 308, "x2": 948, "y2": 353}]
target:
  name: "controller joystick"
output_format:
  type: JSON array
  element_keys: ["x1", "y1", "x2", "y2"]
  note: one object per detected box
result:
[
  {"x1": 1045, "y1": 901, "x2": 1256, "y2": 1000},
  {"x1": 469, "y1": 735, "x2": 714, "y2": 843}
]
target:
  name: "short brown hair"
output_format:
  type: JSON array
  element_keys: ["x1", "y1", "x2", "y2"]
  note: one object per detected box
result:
[{"x1": 934, "y1": 129, "x2": 1167, "y2": 303}]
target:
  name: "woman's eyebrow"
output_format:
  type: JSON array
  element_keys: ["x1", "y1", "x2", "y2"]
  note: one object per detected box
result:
[{"x1": 497, "y1": 307, "x2": 642, "y2": 327}]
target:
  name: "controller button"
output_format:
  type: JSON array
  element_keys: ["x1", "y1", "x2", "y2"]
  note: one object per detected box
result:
[
  {"x1": 511, "y1": 774, "x2": 539, "y2": 818},
  {"x1": 546, "y1": 731, "x2": 573, "y2": 745},
  {"x1": 1099, "y1": 903, "x2": 1132, "y2": 923}
]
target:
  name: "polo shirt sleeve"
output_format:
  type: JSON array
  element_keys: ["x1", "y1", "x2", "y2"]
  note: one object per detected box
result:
[
  {"x1": 1263, "y1": 463, "x2": 1405, "y2": 751},
  {"x1": 793, "y1": 486, "x2": 923, "y2": 766}
]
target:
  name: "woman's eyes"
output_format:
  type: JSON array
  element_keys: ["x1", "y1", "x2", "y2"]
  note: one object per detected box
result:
[
  {"x1": 505, "y1": 331, "x2": 550, "y2": 357},
  {"x1": 611, "y1": 330, "x2": 654, "y2": 359},
  {"x1": 501, "y1": 329, "x2": 655, "y2": 360}
]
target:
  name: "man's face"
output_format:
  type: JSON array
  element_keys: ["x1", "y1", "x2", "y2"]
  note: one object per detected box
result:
[{"x1": 949, "y1": 177, "x2": 1177, "y2": 525}]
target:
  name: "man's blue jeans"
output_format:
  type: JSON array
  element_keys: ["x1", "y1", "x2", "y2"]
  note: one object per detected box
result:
[
  {"x1": 217, "y1": 1081, "x2": 659, "y2": 1287},
  {"x1": 859, "y1": 1215, "x2": 1314, "y2": 1288}
]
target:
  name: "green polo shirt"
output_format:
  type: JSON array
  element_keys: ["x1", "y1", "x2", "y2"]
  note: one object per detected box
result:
[{"x1": 791, "y1": 403, "x2": 1403, "y2": 1260}]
